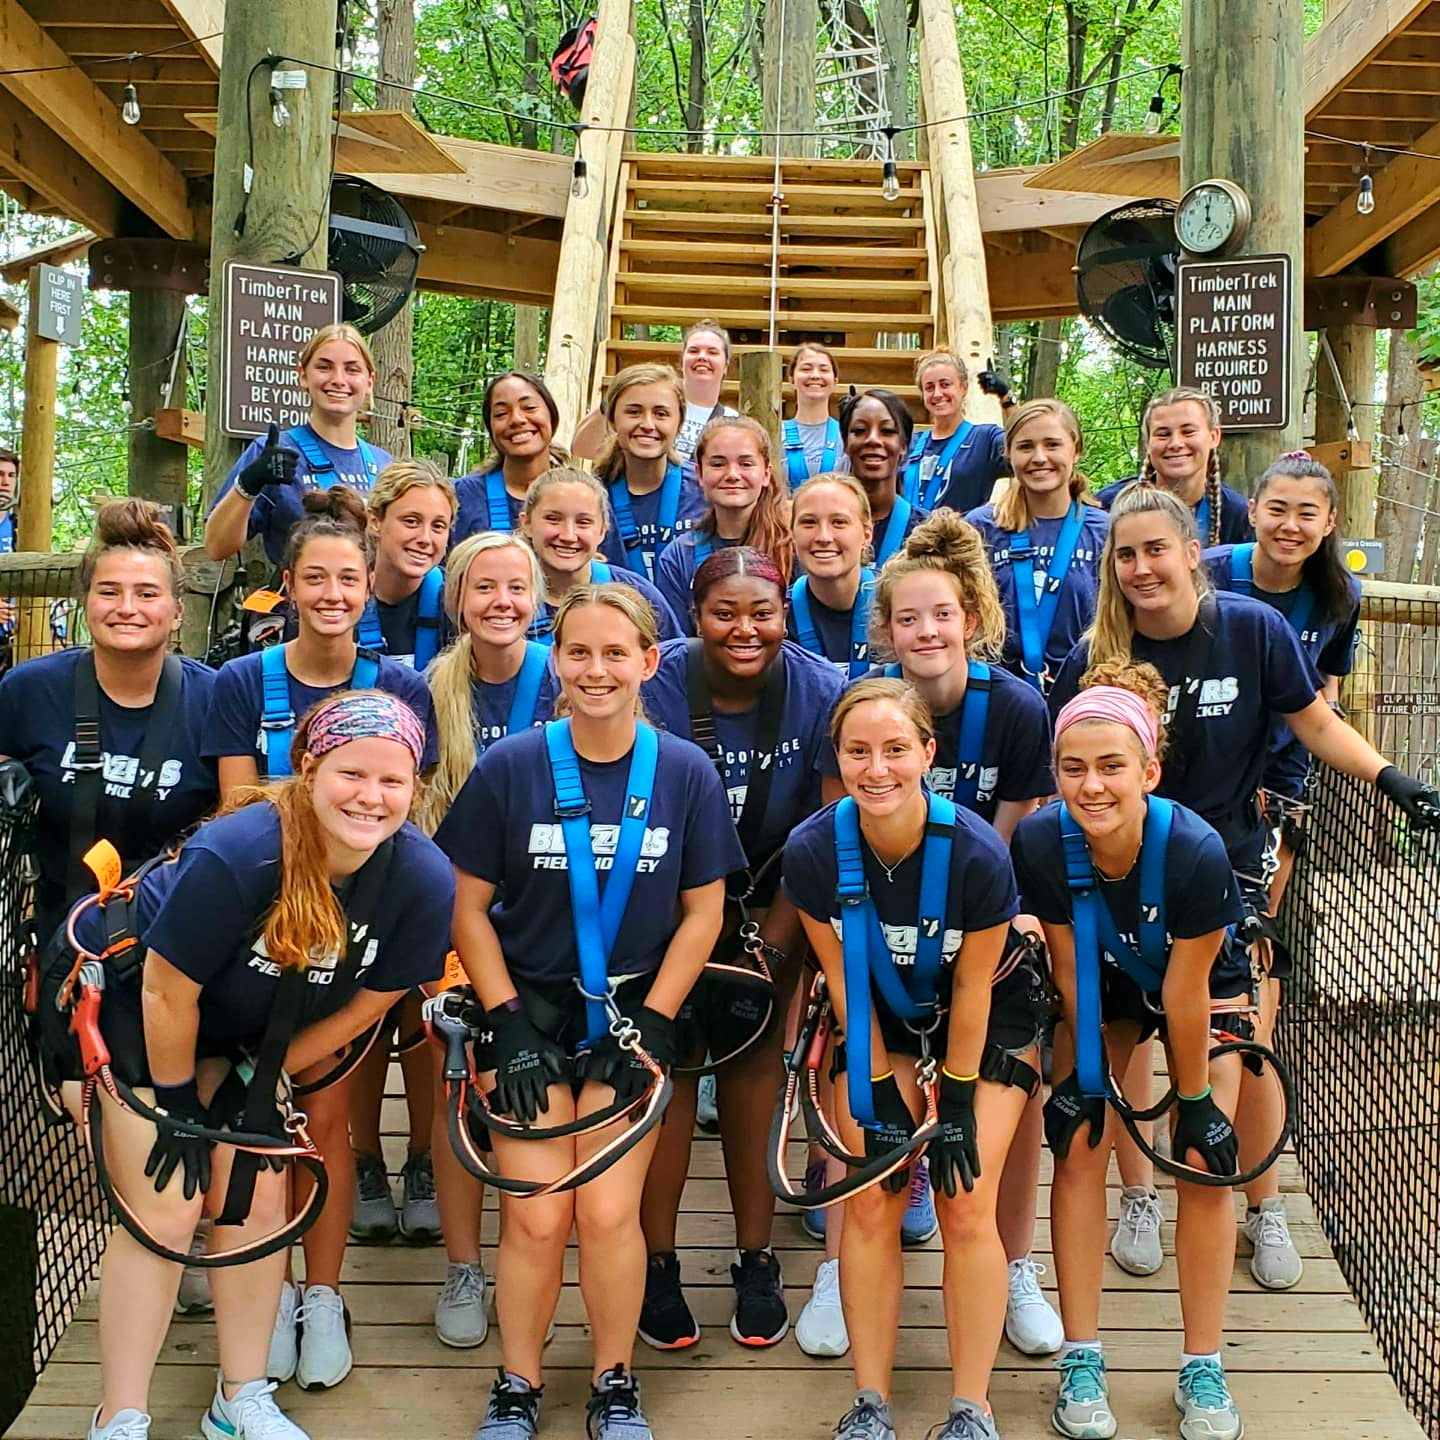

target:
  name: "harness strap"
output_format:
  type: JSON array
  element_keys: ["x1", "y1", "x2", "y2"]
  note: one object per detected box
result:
[
  {"x1": 1009, "y1": 502, "x2": 1085, "y2": 689},
  {"x1": 903, "y1": 422, "x2": 971, "y2": 508},
  {"x1": 953, "y1": 662, "x2": 991, "y2": 810},
  {"x1": 414, "y1": 567, "x2": 445, "y2": 669},
  {"x1": 873, "y1": 496, "x2": 913, "y2": 568},
  {"x1": 782, "y1": 418, "x2": 840, "y2": 486},
  {"x1": 287, "y1": 426, "x2": 378, "y2": 488},
  {"x1": 790, "y1": 571, "x2": 874, "y2": 678},
  {"x1": 260, "y1": 647, "x2": 381, "y2": 779},
  {"x1": 357, "y1": 601, "x2": 385, "y2": 652},
  {"x1": 610, "y1": 463, "x2": 684, "y2": 576},
  {"x1": 485, "y1": 473, "x2": 514, "y2": 533},
  {"x1": 506, "y1": 642, "x2": 550, "y2": 737},
  {"x1": 1231, "y1": 544, "x2": 1317, "y2": 637}
]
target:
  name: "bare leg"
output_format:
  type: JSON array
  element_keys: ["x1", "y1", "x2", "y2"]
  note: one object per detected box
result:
[
  {"x1": 996, "y1": 1088, "x2": 1043, "y2": 1262},
  {"x1": 395, "y1": 994, "x2": 433, "y2": 1154},
  {"x1": 296, "y1": 1069, "x2": 357, "y2": 1291},
  {"x1": 346, "y1": 1021, "x2": 391, "y2": 1161},
  {"x1": 638, "y1": 1075, "x2": 696, "y2": 1255},
  {"x1": 1113, "y1": 1038, "x2": 1156, "y2": 1192},
  {"x1": 1240, "y1": 969, "x2": 1283, "y2": 1208}
]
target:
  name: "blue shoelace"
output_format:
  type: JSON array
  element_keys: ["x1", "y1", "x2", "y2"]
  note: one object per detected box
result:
[
  {"x1": 1179, "y1": 1358, "x2": 1233, "y2": 1410},
  {"x1": 1057, "y1": 1349, "x2": 1107, "y2": 1403}
]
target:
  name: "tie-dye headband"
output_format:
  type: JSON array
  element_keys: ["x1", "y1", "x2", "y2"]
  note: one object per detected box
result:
[{"x1": 305, "y1": 691, "x2": 425, "y2": 770}]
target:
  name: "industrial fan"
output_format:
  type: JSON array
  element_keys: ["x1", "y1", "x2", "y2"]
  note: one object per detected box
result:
[
  {"x1": 1074, "y1": 198, "x2": 1179, "y2": 371},
  {"x1": 327, "y1": 175, "x2": 422, "y2": 335}
]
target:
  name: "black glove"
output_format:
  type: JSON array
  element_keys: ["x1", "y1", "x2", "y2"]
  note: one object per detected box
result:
[
  {"x1": 1043, "y1": 1072, "x2": 1107, "y2": 1159},
  {"x1": 1172, "y1": 1090, "x2": 1238, "y2": 1176},
  {"x1": 0, "y1": 758, "x2": 34, "y2": 819},
  {"x1": 977, "y1": 369, "x2": 1012, "y2": 401},
  {"x1": 929, "y1": 1070, "x2": 980, "y2": 1197},
  {"x1": 487, "y1": 1004, "x2": 568, "y2": 1125},
  {"x1": 576, "y1": 1005, "x2": 675, "y2": 1108},
  {"x1": 144, "y1": 1079, "x2": 214, "y2": 1200},
  {"x1": 1376, "y1": 766, "x2": 1440, "y2": 829},
  {"x1": 864, "y1": 1073, "x2": 918, "y2": 1193},
  {"x1": 235, "y1": 423, "x2": 299, "y2": 499}
]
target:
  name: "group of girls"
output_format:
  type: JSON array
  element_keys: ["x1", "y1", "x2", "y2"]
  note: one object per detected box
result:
[{"x1": 14, "y1": 312, "x2": 1438, "y2": 1440}]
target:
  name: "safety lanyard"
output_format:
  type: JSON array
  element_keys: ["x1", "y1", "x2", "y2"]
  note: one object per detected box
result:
[
  {"x1": 873, "y1": 496, "x2": 913, "y2": 568},
  {"x1": 1230, "y1": 543, "x2": 1315, "y2": 637},
  {"x1": 67, "y1": 652, "x2": 183, "y2": 904},
  {"x1": 1009, "y1": 502, "x2": 1085, "y2": 689},
  {"x1": 790, "y1": 570, "x2": 875, "y2": 678},
  {"x1": 834, "y1": 791, "x2": 955, "y2": 1127},
  {"x1": 504, "y1": 641, "x2": 551, "y2": 737},
  {"x1": 1059, "y1": 796, "x2": 1173, "y2": 1096},
  {"x1": 611, "y1": 463, "x2": 683, "y2": 576},
  {"x1": 485, "y1": 473, "x2": 514, "y2": 533},
  {"x1": 903, "y1": 422, "x2": 971, "y2": 508},
  {"x1": 260, "y1": 645, "x2": 379, "y2": 779},
  {"x1": 544, "y1": 718, "x2": 660, "y2": 1044},
  {"x1": 287, "y1": 426, "x2": 378, "y2": 489},
  {"x1": 782, "y1": 418, "x2": 840, "y2": 486},
  {"x1": 531, "y1": 563, "x2": 613, "y2": 645}
]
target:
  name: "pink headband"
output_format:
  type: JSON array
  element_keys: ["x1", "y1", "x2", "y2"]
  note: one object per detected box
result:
[
  {"x1": 1053, "y1": 686, "x2": 1159, "y2": 758},
  {"x1": 305, "y1": 691, "x2": 425, "y2": 770}
]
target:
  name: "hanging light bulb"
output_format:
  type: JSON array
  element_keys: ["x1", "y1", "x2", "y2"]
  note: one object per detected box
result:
[
  {"x1": 1357, "y1": 172, "x2": 1375, "y2": 215},
  {"x1": 270, "y1": 87, "x2": 292, "y2": 128},
  {"x1": 1143, "y1": 91, "x2": 1165, "y2": 135},
  {"x1": 881, "y1": 159, "x2": 901, "y2": 202},
  {"x1": 121, "y1": 82, "x2": 141, "y2": 126},
  {"x1": 571, "y1": 156, "x2": 590, "y2": 200}
]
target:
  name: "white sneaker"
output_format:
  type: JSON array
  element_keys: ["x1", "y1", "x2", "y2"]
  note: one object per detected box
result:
[
  {"x1": 175, "y1": 1223, "x2": 214, "y2": 1315},
  {"x1": 796, "y1": 1256, "x2": 848, "y2": 1357},
  {"x1": 266, "y1": 1281, "x2": 299, "y2": 1385},
  {"x1": 201, "y1": 1376, "x2": 310, "y2": 1440},
  {"x1": 1110, "y1": 1187, "x2": 1164, "y2": 1277},
  {"x1": 1005, "y1": 1255, "x2": 1063, "y2": 1356},
  {"x1": 88, "y1": 1407, "x2": 151, "y2": 1440},
  {"x1": 435, "y1": 1260, "x2": 489, "y2": 1348},
  {"x1": 295, "y1": 1284, "x2": 352, "y2": 1390},
  {"x1": 1244, "y1": 1196, "x2": 1303, "y2": 1290}
]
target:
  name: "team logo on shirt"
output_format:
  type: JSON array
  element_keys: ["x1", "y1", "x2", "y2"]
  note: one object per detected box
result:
[
  {"x1": 59, "y1": 745, "x2": 184, "y2": 801},
  {"x1": 927, "y1": 763, "x2": 998, "y2": 805},
  {"x1": 526, "y1": 823, "x2": 671, "y2": 871},
  {"x1": 720, "y1": 739, "x2": 800, "y2": 820},
  {"x1": 245, "y1": 920, "x2": 379, "y2": 982},
  {"x1": 825, "y1": 917, "x2": 965, "y2": 966},
  {"x1": 1163, "y1": 676, "x2": 1240, "y2": 722}
]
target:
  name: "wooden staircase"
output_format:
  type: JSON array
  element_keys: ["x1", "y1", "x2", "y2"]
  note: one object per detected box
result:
[{"x1": 596, "y1": 150, "x2": 943, "y2": 411}]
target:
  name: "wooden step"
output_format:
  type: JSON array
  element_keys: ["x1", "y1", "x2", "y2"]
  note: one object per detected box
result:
[
  {"x1": 603, "y1": 339, "x2": 931, "y2": 374},
  {"x1": 617, "y1": 272, "x2": 931, "y2": 301},
  {"x1": 624, "y1": 149, "x2": 925, "y2": 183},
  {"x1": 629, "y1": 179, "x2": 924, "y2": 212},
  {"x1": 619, "y1": 239, "x2": 930, "y2": 272},
  {"x1": 611, "y1": 303, "x2": 934, "y2": 339},
  {"x1": 624, "y1": 209, "x2": 925, "y2": 237}
]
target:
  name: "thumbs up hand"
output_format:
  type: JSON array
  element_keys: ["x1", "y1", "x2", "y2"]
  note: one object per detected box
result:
[{"x1": 235, "y1": 423, "x2": 300, "y2": 499}]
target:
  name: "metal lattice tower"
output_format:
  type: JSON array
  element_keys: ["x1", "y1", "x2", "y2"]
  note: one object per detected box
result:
[{"x1": 812, "y1": 0, "x2": 890, "y2": 159}]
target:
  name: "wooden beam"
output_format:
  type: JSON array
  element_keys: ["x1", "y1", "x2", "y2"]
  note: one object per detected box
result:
[
  {"x1": 156, "y1": 0, "x2": 224, "y2": 70},
  {"x1": 0, "y1": 229, "x2": 94, "y2": 285},
  {"x1": 17, "y1": 270, "x2": 58, "y2": 653},
  {"x1": 0, "y1": 87, "x2": 121, "y2": 237},
  {"x1": 154, "y1": 408, "x2": 206, "y2": 447},
  {"x1": 416, "y1": 225, "x2": 559, "y2": 307},
  {"x1": 358, "y1": 138, "x2": 572, "y2": 222},
  {"x1": 739, "y1": 352, "x2": 782, "y2": 458},
  {"x1": 0, "y1": 294, "x2": 18, "y2": 331},
  {"x1": 1304, "y1": 0, "x2": 1434, "y2": 115},
  {"x1": 0, "y1": 0, "x2": 194, "y2": 238},
  {"x1": 1387, "y1": 201, "x2": 1440, "y2": 276},
  {"x1": 979, "y1": 167, "x2": 1144, "y2": 233}
]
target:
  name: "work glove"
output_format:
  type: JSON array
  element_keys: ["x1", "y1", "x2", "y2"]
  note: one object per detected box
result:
[
  {"x1": 1376, "y1": 766, "x2": 1440, "y2": 829},
  {"x1": 0, "y1": 758, "x2": 34, "y2": 820},
  {"x1": 1172, "y1": 1090, "x2": 1239, "y2": 1177},
  {"x1": 235, "y1": 423, "x2": 299, "y2": 499},
  {"x1": 145, "y1": 1078, "x2": 214, "y2": 1200},
  {"x1": 929, "y1": 1070, "x2": 981, "y2": 1197},
  {"x1": 864, "y1": 1072, "x2": 918, "y2": 1194},
  {"x1": 576, "y1": 1005, "x2": 675, "y2": 1108},
  {"x1": 487, "y1": 1004, "x2": 568, "y2": 1124},
  {"x1": 977, "y1": 369, "x2": 1012, "y2": 401},
  {"x1": 1043, "y1": 1071, "x2": 1107, "y2": 1159}
]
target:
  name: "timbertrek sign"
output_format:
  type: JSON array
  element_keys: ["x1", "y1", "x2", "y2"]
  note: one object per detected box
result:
[
  {"x1": 1176, "y1": 255, "x2": 1293, "y2": 432},
  {"x1": 221, "y1": 261, "x2": 342, "y2": 439}
]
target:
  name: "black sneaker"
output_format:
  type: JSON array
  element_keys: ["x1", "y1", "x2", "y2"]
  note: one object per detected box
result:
[
  {"x1": 586, "y1": 1365, "x2": 653, "y2": 1440},
  {"x1": 637, "y1": 1251, "x2": 699, "y2": 1350},
  {"x1": 730, "y1": 1248, "x2": 789, "y2": 1346},
  {"x1": 475, "y1": 1369, "x2": 543, "y2": 1439}
]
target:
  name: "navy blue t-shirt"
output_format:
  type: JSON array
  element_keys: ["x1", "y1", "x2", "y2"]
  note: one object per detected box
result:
[
  {"x1": 70, "y1": 803, "x2": 453, "y2": 1043},
  {"x1": 966, "y1": 501, "x2": 1110, "y2": 678},
  {"x1": 1204, "y1": 544, "x2": 1362, "y2": 798},
  {"x1": 533, "y1": 565, "x2": 683, "y2": 643},
  {"x1": 203, "y1": 648, "x2": 439, "y2": 774},
  {"x1": 437, "y1": 725, "x2": 745, "y2": 984},
  {"x1": 1048, "y1": 590, "x2": 1321, "y2": 870},
  {"x1": 470, "y1": 657, "x2": 561, "y2": 754},
  {"x1": 210, "y1": 426, "x2": 393, "y2": 568},
  {"x1": 912, "y1": 424, "x2": 1007, "y2": 514},
  {"x1": 452, "y1": 470, "x2": 526, "y2": 543},
  {"x1": 871, "y1": 500, "x2": 928, "y2": 565},
  {"x1": 786, "y1": 578, "x2": 873, "y2": 675},
  {"x1": 654, "y1": 531, "x2": 743, "y2": 636},
  {"x1": 1011, "y1": 798, "x2": 1248, "y2": 990},
  {"x1": 600, "y1": 470, "x2": 708, "y2": 582},
  {"x1": 1093, "y1": 477, "x2": 1253, "y2": 545},
  {"x1": 0, "y1": 650, "x2": 218, "y2": 925},
  {"x1": 642, "y1": 639, "x2": 842, "y2": 871}
]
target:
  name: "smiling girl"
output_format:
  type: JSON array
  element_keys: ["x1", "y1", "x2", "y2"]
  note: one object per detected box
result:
[
  {"x1": 788, "y1": 474, "x2": 876, "y2": 677},
  {"x1": 453, "y1": 372, "x2": 566, "y2": 540},
  {"x1": 783, "y1": 343, "x2": 844, "y2": 484},
  {"x1": 905, "y1": 348, "x2": 1007, "y2": 514}
]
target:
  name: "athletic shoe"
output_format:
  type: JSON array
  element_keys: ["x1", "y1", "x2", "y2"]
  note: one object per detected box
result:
[
  {"x1": 1174, "y1": 1358, "x2": 1244, "y2": 1440},
  {"x1": 399, "y1": 1149, "x2": 441, "y2": 1243},
  {"x1": 801, "y1": 1160, "x2": 827, "y2": 1241},
  {"x1": 88, "y1": 1408, "x2": 151, "y2": 1440},
  {"x1": 929, "y1": 1397, "x2": 1000, "y2": 1439},
  {"x1": 833, "y1": 1390, "x2": 897, "y2": 1439},
  {"x1": 295, "y1": 1285, "x2": 352, "y2": 1390},
  {"x1": 1052, "y1": 1348, "x2": 1117, "y2": 1439},
  {"x1": 1005, "y1": 1256, "x2": 1063, "y2": 1355},
  {"x1": 730, "y1": 1248, "x2": 789, "y2": 1346},
  {"x1": 796, "y1": 1256, "x2": 849, "y2": 1357},
  {"x1": 349, "y1": 1152, "x2": 398, "y2": 1243},
  {"x1": 474, "y1": 1370, "x2": 542, "y2": 1440},
  {"x1": 1110, "y1": 1187, "x2": 1164, "y2": 1277},
  {"x1": 175, "y1": 1223, "x2": 214, "y2": 1315},
  {"x1": 267, "y1": 1281, "x2": 299, "y2": 1385},
  {"x1": 435, "y1": 1260, "x2": 489, "y2": 1348},
  {"x1": 1243, "y1": 1197, "x2": 1303, "y2": 1290},
  {"x1": 586, "y1": 1366, "x2": 653, "y2": 1440},
  {"x1": 696, "y1": 1072, "x2": 719, "y2": 1132},
  {"x1": 900, "y1": 1158, "x2": 938, "y2": 1245},
  {"x1": 637, "y1": 1251, "x2": 699, "y2": 1350},
  {"x1": 201, "y1": 1377, "x2": 309, "y2": 1440}
]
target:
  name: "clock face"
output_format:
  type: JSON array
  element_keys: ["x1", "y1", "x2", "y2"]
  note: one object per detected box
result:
[{"x1": 1177, "y1": 184, "x2": 1239, "y2": 254}]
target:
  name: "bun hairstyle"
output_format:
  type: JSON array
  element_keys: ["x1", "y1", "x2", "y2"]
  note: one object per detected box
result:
[
  {"x1": 1074, "y1": 657, "x2": 1171, "y2": 760},
  {"x1": 870, "y1": 509, "x2": 1006, "y2": 661},
  {"x1": 1253, "y1": 452, "x2": 1354, "y2": 627},
  {"x1": 1139, "y1": 385, "x2": 1224, "y2": 547},
  {"x1": 368, "y1": 457, "x2": 457, "y2": 523},
  {"x1": 692, "y1": 416, "x2": 794, "y2": 582},
  {"x1": 81, "y1": 497, "x2": 184, "y2": 597},
  {"x1": 995, "y1": 398, "x2": 1100, "y2": 531},
  {"x1": 914, "y1": 346, "x2": 968, "y2": 387},
  {"x1": 830, "y1": 674, "x2": 935, "y2": 751},
  {"x1": 551, "y1": 582, "x2": 658, "y2": 721},
  {"x1": 838, "y1": 388, "x2": 915, "y2": 456},
  {"x1": 692, "y1": 545, "x2": 786, "y2": 615},
  {"x1": 478, "y1": 371, "x2": 568, "y2": 474},
  {"x1": 595, "y1": 363, "x2": 685, "y2": 482},
  {"x1": 283, "y1": 484, "x2": 374, "y2": 573}
]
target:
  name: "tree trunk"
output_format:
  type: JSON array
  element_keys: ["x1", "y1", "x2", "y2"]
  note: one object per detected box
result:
[
  {"x1": 511, "y1": 0, "x2": 545, "y2": 376},
  {"x1": 877, "y1": 0, "x2": 910, "y2": 156},
  {"x1": 1377, "y1": 326, "x2": 1425, "y2": 581},
  {"x1": 686, "y1": 0, "x2": 707, "y2": 151},
  {"x1": 1027, "y1": 320, "x2": 1062, "y2": 399},
  {"x1": 763, "y1": 0, "x2": 818, "y2": 157}
]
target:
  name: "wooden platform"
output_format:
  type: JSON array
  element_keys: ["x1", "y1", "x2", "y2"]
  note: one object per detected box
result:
[{"x1": 12, "y1": 1079, "x2": 1425, "y2": 1440}]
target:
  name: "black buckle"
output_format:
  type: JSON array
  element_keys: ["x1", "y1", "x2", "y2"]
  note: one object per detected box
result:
[{"x1": 553, "y1": 795, "x2": 591, "y2": 819}]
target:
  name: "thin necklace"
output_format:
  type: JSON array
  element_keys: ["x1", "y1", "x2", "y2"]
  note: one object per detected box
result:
[{"x1": 866, "y1": 832, "x2": 921, "y2": 882}]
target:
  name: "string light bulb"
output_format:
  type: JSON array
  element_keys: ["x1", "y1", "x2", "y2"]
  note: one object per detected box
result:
[
  {"x1": 121, "y1": 82, "x2": 141, "y2": 126},
  {"x1": 881, "y1": 127, "x2": 900, "y2": 202},
  {"x1": 1357, "y1": 145, "x2": 1375, "y2": 215},
  {"x1": 1143, "y1": 91, "x2": 1165, "y2": 135},
  {"x1": 571, "y1": 156, "x2": 589, "y2": 200}
]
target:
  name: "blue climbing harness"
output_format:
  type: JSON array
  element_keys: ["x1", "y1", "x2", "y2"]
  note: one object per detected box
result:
[
  {"x1": 506, "y1": 641, "x2": 551, "y2": 736},
  {"x1": 286, "y1": 425, "x2": 379, "y2": 491},
  {"x1": 782, "y1": 417, "x2": 841, "y2": 486},
  {"x1": 791, "y1": 570, "x2": 875, "y2": 678},
  {"x1": 882, "y1": 661, "x2": 992, "y2": 811},
  {"x1": 1009, "y1": 502, "x2": 1085, "y2": 690},
  {"x1": 485, "y1": 473, "x2": 514, "y2": 533},
  {"x1": 903, "y1": 422, "x2": 971, "y2": 509},
  {"x1": 531, "y1": 563, "x2": 612, "y2": 645},
  {"x1": 259, "y1": 644, "x2": 380, "y2": 779},
  {"x1": 873, "y1": 496, "x2": 913, "y2": 568},
  {"x1": 356, "y1": 567, "x2": 444, "y2": 668},
  {"x1": 1230, "y1": 543, "x2": 1315, "y2": 636},
  {"x1": 610, "y1": 463, "x2": 684, "y2": 576}
]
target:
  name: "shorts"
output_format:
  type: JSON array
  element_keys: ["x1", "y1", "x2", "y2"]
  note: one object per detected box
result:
[
  {"x1": 675, "y1": 927, "x2": 782, "y2": 1063},
  {"x1": 1100, "y1": 965, "x2": 1252, "y2": 1044},
  {"x1": 498, "y1": 971, "x2": 655, "y2": 1063}
]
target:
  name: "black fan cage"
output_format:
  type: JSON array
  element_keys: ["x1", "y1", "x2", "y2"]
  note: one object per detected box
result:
[
  {"x1": 1075, "y1": 198, "x2": 1179, "y2": 368},
  {"x1": 328, "y1": 175, "x2": 421, "y2": 334}
]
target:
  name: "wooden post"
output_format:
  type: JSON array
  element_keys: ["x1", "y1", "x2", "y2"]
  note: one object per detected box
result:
[
  {"x1": 1314, "y1": 323, "x2": 1377, "y2": 540},
  {"x1": 201, "y1": 1, "x2": 339, "y2": 506},
  {"x1": 739, "y1": 351, "x2": 782, "y2": 460},
  {"x1": 1181, "y1": 0, "x2": 1305, "y2": 492},
  {"x1": 127, "y1": 287, "x2": 190, "y2": 522},
  {"x1": 17, "y1": 269, "x2": 57, "y2": 658},
  {"x1": 915, "y1": 0, "x2": 1002, "y2": 426},
  {"x1": 762, "y1": 0, "x2": 817, "y2": 158}
]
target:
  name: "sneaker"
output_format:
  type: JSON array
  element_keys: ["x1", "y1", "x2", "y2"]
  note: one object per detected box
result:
[
  {"x1": 730, "y1": 1248, "x2": 788, "y2": 1346},
  {"x1": 929, "y1": 1397, "x2": 1000, "y2": 1440},
  {"x1": 696, "y1": 1072, "x2": 719, "y2": 1132},
  {"x1": 475, "y1": 1370, "x2": 542, "y2": 1440},
  {"x1": 801, "y1": 1160, "x2": 827, "y2": 1241},
  {"x1": 349, "y1": 1152, "x2": 398, "y2": 1243},
  {"x1": 436, "y1": 1260, "x2": 489, "y2": 1348},
  {"x1": 796, "y1": 1257, "x2": 849, "y2": 1358},
  {"x1": 295, "y1": 1285, "x2": 352, "y2": 1390},
  {"x1": 201, "y1": 1377, "x2": 309, "y2": 1440},
  {"x1": 88, "y1": 1408, "x2": 151, "y2": 1440},
  {"x1": 399, "y1": 1150, "x2": 441, "y2": 1244},
  {"x1": 1244, "y1": 1197, "x2": 1303, "y2": 1290},
  {"x1": 833, "y1": 1390, "x2": 897, "y2": 1439},
  {"x1": 1174, "y1": 1358, "x2": 1244, "y2": 1440},
  {"x1": 1110, "y1": 1188, "x2": 1164, "y2": 1277},
  {"x1": 637, "y1": 1251, "x2": 699, "y2": 1350},
  {"x1": 267, "y1": 1282, "x2": 299, "y2": 1385},
  {"x1": 900, "y1": 1157, "x2": 938, "y2": 1245},
  {"x1": 586, "y1": 1365, "x2": 653, "y2": 1440},
  {"x1": 175, "y1": 1223, "x2": 214, "y2": 1315},
  {"x1": 1006, "y1": 1256, "x2": 1063, "y2": 1356},
  {"x1": 1052, "y1": 1348, "x2": 1117, "y2": 1439}
]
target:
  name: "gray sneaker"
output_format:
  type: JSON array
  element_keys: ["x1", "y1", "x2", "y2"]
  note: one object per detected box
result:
[
  {"x1": 586, "y1": 1366, "x2": 652, "y2": 1440},
  {"x1": 834, "y1": 1391, "x2": 897, "y2": 1440},
  {"x1": 475, "y1": 1371, "x2": 541, "y2": 1440},
  {"x1": 1110, "y1": 1187, "x2": 1164, "y2": 1277},
  {"x1": 929, "y1": 1397, "x2": 1000, "y2": 1439},
  {"x1": 436, "y1": 1261, "x2": 489, "y2": 1348},
  {"x1": 1052, "y1": 1348, "x2": 1117, "y2": 1439},
  {"x1": 175, "y1": 1223, "x2": 214, "y2": 1315},
  {"x1": 399, "y1": 1150, "x2": 441, "y2": 1243},
  {"x1": 1244, "y1": 1197, "x2": 1302, "y2": 1289},
  {"x1": 349, "y1": 1152, "x2": 398, "y2": 1242}
]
